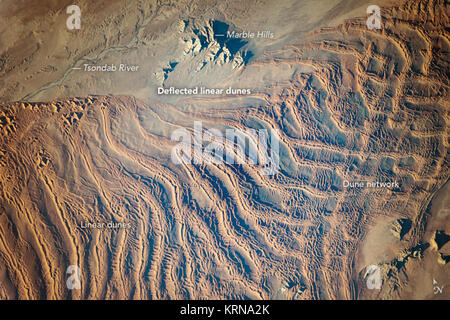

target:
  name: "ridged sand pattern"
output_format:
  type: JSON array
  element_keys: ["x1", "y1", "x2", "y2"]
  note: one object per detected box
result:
[{"x1": 0, "y1": 0, "x2": 448, "y2": 299}]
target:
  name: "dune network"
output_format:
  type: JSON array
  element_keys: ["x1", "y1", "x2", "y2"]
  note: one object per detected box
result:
[{"x1": 171, "y1": 121, "x2": 280, "y2": 175}]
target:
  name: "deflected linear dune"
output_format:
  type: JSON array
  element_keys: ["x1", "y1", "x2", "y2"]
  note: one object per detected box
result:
[{"x1": 0, "y1": 0, "x2": 449, "y2": 300}]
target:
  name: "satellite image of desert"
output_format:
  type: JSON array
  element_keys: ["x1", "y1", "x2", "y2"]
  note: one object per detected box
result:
[{"x1": 0, "y1": 0, "x2": 448, "y2": 302}]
